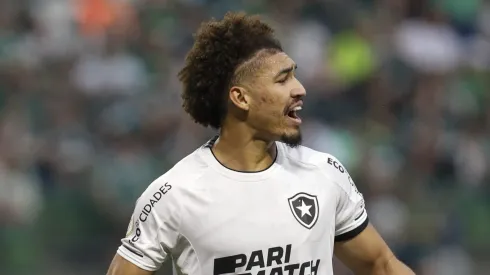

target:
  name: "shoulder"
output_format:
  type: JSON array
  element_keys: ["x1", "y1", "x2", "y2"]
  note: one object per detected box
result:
[
  {"x1": 138, "y1": 147, "x2": 209, "y2": 204},
  {"x1": 278, "y1": 143, "x2": 327, "y2": 166},
  {"x1": 278, "y1": 143, "x2": 354, "y2": 187},
  {"x1": 278, "y1": 143, "x2": 348, "y2": 173}
]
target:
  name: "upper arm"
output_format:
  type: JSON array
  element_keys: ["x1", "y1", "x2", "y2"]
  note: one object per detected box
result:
[
  {"x1": 114, "y1": 180, "x2": 179, "y2": 272},
  {"x1": 107, "y1": 253, "x2": 155, "y2": 275},
  {"x1": 327, "y1": 156, "x2": 414, "y2": 274},
  {"x1": 334, "y1": 223, "x2": 394, "y2": 274},
  {"x1": 323, "y1": 155, "x2": 380, "y2": 270}
]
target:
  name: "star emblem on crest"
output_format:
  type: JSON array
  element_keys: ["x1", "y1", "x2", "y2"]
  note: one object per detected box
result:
[{"x1": 288, "y1": 192, "x2": 319, "y2": 229}]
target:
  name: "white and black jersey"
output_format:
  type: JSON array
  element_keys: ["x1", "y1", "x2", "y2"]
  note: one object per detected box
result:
[{"x1": 117, "y1": 136, "x2": 368, "y2": 275}]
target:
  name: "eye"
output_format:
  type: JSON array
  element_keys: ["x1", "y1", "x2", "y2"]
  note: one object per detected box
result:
[
  {"x1": 277, "y1": 77, "x2": 288, "y2": 84},
  {"x1": 277, "y1": 73, "x2": 291, "y2": 84}
]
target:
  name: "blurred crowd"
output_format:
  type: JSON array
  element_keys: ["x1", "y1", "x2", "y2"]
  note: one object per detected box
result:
[{"x1": 0, "y1": 0, "x2": 489, "y2": 274}]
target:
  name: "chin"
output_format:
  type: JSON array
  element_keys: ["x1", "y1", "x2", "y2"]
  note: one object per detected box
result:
[{"x1": 280, "y1": 130, "x2": 302, "y2": 148}]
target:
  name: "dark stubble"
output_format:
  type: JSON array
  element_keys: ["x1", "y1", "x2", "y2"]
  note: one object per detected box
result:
[{"x1": 280, "y1": 131, "x2": 302, "y2": 148}]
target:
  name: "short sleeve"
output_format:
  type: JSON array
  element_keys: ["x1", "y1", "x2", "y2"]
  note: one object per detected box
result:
[
  {"x1": 117, "y1": 180, "x2": 179, "y2": 271},
  {"x1": 325, "y1": 155, "x2": 368, "y2": 242}
]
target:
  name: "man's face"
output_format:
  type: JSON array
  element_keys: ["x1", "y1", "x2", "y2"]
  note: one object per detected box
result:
[{"x1": 237, "y1": 51, "x2": 306, "y2": 147}]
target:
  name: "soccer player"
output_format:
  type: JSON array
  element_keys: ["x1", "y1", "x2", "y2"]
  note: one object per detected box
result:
[{"x1": 107, "y1": 12, "x2": 415, "y2": 275}]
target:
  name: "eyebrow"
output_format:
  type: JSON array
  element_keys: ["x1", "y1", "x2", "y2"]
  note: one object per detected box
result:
[{"x1": 274, "y1": 64, "x2": 297, "y2": 79}]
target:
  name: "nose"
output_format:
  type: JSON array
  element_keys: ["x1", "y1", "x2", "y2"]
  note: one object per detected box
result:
[{"x1": 291, "y1": 80, "x2": 306, "y2": 98}]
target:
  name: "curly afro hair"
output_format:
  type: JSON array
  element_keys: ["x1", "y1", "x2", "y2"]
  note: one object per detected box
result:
[{"x1": 178, "y1": 11, "x2": 283, "y2": 129}]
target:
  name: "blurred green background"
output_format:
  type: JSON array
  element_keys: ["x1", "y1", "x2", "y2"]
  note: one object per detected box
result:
[{"x1": 0, "y1": 0, "x2": 489, "y2": 274}]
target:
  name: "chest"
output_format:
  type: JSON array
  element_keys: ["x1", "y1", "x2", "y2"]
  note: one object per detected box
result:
[{"x1": 178, "y1": 172, "x2": 338, "y2": 260}]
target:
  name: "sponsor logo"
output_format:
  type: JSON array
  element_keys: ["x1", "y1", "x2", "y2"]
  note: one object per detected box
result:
[
  {"x1": 128, "y1": 182, "x2": 172, "y2": 244},
  {"x1": 214, "y1": 245, "x2": 320, "y2": 275},
  {"x1": 138, "y1": 182, "x2": 172, "y2": 222},
  {"x1": 327, "y1": 157, "x2": 345, "y2": 173},
  {"x1": 288, "y1": 193, "x2": 319, "y2": 230},
  {"x1": 329, "y1": 158, "x2": 363, "y2": 199}
]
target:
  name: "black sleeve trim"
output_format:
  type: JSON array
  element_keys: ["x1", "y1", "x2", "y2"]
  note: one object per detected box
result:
[
  {"x1": 122, "y1": 244, "x2": 144, "y2": 258},
  {"x1": 334, "y1": 216, "x2": 369, "y2": 242}
]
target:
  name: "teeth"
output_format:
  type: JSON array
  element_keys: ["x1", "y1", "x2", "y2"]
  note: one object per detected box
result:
[{"x1": 292, "y1": 106, "x2": 302, "y2": 111}]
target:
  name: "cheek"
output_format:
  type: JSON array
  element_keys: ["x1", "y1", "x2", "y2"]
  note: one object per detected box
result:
[
  {"x1": 250, "y1": 102, "x2": 282, "y2": 128},
  {"x1": 250, "y1": 88, "x2": 288, "y2": 124},
  {"x1": 259, "y1": 92, "x2": 276, "y2": 104},
  {"x1": 257, "y1": 97, "x2": 284, "y2": 120},
  {"x1": 258, "y1": 90, "x2": 286, "y2": 111}
]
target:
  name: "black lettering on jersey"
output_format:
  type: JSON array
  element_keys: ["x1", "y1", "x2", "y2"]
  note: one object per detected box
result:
[
  {"x1": 214, "y1": 245, "x2": 292, "y2": 274},
  {"x1": 233, "y1": 259, "x2": 321, "y2": 275},
  {"x1": 139, "y1": 212, "x2": 148, "y2": 222},
  {"x1": 311, "y1": 260, "x2": 320, "y2": 274},
  {"x1": 153, "y1": 190, "x2": 163, "y2": 201},
  {"x1": 150, "y1": 199, "x2": 158, "y2": 207},
  {"x1": 328, "y1": 159, "x2": 363, "y2": 200},
  {"x1": 214, "y1": 254, "x2": 247, "y2": 275},
  {"x1": 284, "y1": 244, "x2": 291, "y2": 263},
  {"x1": 269, "y1": 267, "x2": 283, "y2": 275},
  {"x1": 299, "y1": 261, "x2": 310, "y2": 275},
  {"x1": 128, "y1": 182, "x2": 172, "y2": 244},
  {"x1": 328, "y1": 157, "x2": 345, "y2": 173},
  {"x1": 237, "y1": 272, "x2": 264, "y2": 275},
  {"x1": 267, "y1": 246, "x2": 283, "y2": 266},
  {"x1": 139, "y1": 204, "x2": 152, "y2": 222},
  {"x1": 159, "y1": 183, "x2": 172, "y2": 194},
  {"x1": 284, "y1": 263, "x2": 299, "y2": 275},
  {"x1": 246, "y1": 250, "x2": 265, "y2": 270},
  {"x1": 130, "y1": 228, "x2": 141, "y2": 243},
  {"x1": 137, "y1": 182, "x2": 172, "y2": 223},
  {"x1": 143, "y1": 204, "x2": 152, "y2": 213},
  {"x1": 213, "y1": 245, "x2": 321, "y2": 275}
]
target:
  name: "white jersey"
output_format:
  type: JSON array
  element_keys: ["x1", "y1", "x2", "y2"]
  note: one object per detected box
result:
[{"x1": 117, "y1": 136, "x2": 368, "y2": 275}]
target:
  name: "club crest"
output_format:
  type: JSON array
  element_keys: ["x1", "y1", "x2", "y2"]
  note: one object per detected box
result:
[{"x1": 288, "y1": 192, "x2": 319, "y2": 229}]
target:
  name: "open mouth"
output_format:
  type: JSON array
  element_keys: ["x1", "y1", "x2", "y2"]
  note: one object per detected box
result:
[{"x1": 286, "y1": 106, "x2": 302, "y2": 124}]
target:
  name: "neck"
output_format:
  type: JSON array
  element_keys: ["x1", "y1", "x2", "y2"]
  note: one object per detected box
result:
[{"x1": 212, "y1": 122, "x2": 276, "y2": 172}]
